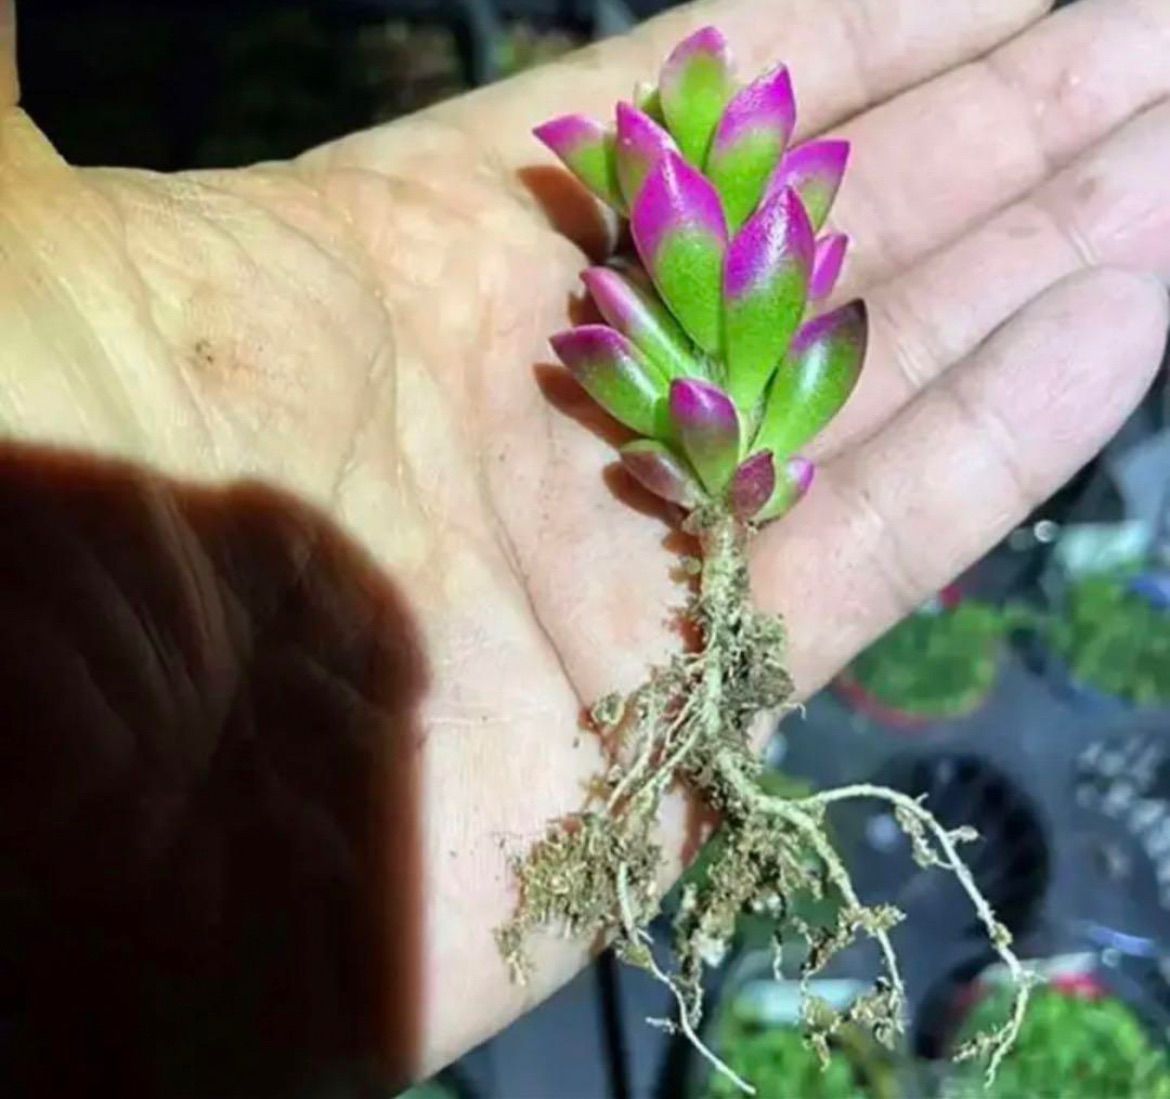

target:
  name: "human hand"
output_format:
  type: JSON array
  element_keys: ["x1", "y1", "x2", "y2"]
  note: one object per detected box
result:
[{"x1": 1, "y1": 0, "x2": 1167, "y2": 1092}]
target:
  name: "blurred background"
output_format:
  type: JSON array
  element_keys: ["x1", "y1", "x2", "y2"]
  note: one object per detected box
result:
[{"x1": 13, "y1": 1, "x2": 1170, "y2": 1097}]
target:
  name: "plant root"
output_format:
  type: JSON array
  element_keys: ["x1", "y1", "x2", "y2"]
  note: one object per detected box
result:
[{"x1": 496, "y1": 507, "x2": 1029, "y2": 1095}]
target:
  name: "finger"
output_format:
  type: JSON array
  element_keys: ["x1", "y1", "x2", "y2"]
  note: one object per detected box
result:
[
  {"x1": 817, "y1": 99, "x2": 1170, "y2": 457},
  {"x1": 831, "y1": 0, "x2": 1170, "y2": 294},
  {"x1": 1, "y1": 0, "x2": 15, "y2": 109},
  {"x1": 754, "y1": 268, "x2": 1170, "y2": 696},
  {"x1": 318, "y1": 0, "x2": 1049, "y2": 175}
]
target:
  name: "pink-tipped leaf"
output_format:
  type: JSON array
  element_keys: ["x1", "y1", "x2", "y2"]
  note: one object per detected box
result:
[
  {"x1": 615, "y1": 102, "x2": 680, "y2": 206},
  {"x1": 631, "y1": 151, "x2": 728, "y2": 356},
  {"x1": 810, "y1": 233, "x2": 849, "y2": 303},
  {"x1": 756, "y1": 457, "x2": 815, "y2": 521},
  {"x1": 534, "y1": 115, "x2": 625, "y2": 212},
  {"x1": 581, "y1": 265, "x2": 697, "y2": 381},
  {"x1": 728, "y1": 451, "x2": 776, "y2": 520},
  {"x1": 755, "y1": 300, "x2": 868, "y2": 458},
  {"x1": 620, "y1": 440, "x2": 705, "y2": 507},
  {"x1": 764, "y1": 139, "x2": 849, "y2": 231},
  {"x1": 658, "y1": 26, "x2": 736, "y2": 166},
  {"x1": 723, "y1": 186, "x2": 815, "y2": 410},
  {"x1": 706, "y1": 64, "x2": 796, "y2": 231},
  {"x1": 668, "y1": 378, "x2": 742, "y2": 494},
  {"x1": 550, "y1": 325, "x2": 666, "y2": 437}
]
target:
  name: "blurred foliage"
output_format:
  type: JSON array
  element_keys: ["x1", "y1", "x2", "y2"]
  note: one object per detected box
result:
[
  {"x1": 953, "y1": 983, "x2": 1170, "y2": 1098},
  {"x1": 702, "y1": 993, "x2": 895, "y2": 1099},
  {"x1": 1051, "y1": 572, "x2": 1170, "y2": 707},
  {"x1": 847, "y1": 603, "x2": 1021, "y2": 719},
  {"x1": 496, "y1": 22, "x2": 579, "y2": 77}
]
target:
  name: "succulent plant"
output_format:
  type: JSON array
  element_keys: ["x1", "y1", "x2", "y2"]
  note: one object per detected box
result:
[
  {"x1": 503, "y1": 30, "x2": 1026, "y2": 1095},
  {"x1": 534, "y1": 26, "x2": 866, "y2": 524},
  {"x1": 1052, "y1": 572, "x2": 1170, "y2": 708},
  {"x1": 955, "y1": 982, "x2": 1170, "y2": 1098}
]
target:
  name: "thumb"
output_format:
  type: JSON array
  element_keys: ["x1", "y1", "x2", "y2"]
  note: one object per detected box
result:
[
  {"x1": 0, "y1": 0, "x2": 69, "y2": 172},
  {"x1": 1, "y1": 0, "x2": 15, "y2": 109}
]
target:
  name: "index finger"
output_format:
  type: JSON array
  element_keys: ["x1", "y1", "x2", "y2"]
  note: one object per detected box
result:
[{"x1": 1, "y1": 0, "x2": 16, "y2": 109}]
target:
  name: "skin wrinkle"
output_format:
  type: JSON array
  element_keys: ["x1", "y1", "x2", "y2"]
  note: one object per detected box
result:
[
  {"x1": 39, "y1": 613, "x2": 143, "y2": 775},
  {"x1": 942, "y1": 367, "x2": 1035, "y2": 515},
  {"x1": 867, "y1": 289, "x2": 935, "y2": 397},
  {"x1": 827, "y1": 0, "x2": 887, "y2": 113},
  {"x1": 832, "y1": 145, "x2": 908, "y2": 280},
  {"x1": 47, "y1": 487, "x2": 229, "y2": 757},
  {"x1": 1032, "y1": 187, "x2": 1101, "y2": 269},
  {"x1": 132, "y1": 170, "x2": 383, "y2": 338},
  {"x1": 93, "y1": 183, "x2": 226, "y2": 470},
  {"x1": 483, "y1": 483, "x2": 583, "y2": 711},
  {"x1": 223, "y1": 165, "x2": 384, "y2": 288},
  {"x1": 328, "y1": 336, "x2": 397, "y2": 518},
  {"x1": 7, "y1": 206, "x2": 154, "y2": 449},
  {"x1": 828, "y1": 472, "x2": 924, "y2": 617},
  {"x1": 978, "y1": 50, "x2": 1060, "y2": 184}
]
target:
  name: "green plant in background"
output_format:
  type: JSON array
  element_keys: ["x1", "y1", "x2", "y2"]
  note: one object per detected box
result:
[
  {"x1": 496, "y1": 22, "x2": 581, "y2": 78},
  {"x1": 846, "y1": 602, "x2": 1019, "y2": 720},
  {"x1": 1051, "y1": 572, "x2": 1170, "y2": 708},
  {"x1": 953, "y1": 983, "x2": 1170, "y2": 1098},
  {"x1": 703, "y1": 996, "x2": 895, "y2": 1099}
]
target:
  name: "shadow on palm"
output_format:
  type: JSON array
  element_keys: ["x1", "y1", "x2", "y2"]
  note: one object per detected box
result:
[{"x1": 0, "y1": 443, "x2": 426, "y2": 1098}]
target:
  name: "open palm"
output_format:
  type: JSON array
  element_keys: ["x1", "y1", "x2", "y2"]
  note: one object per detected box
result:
[{"x1": 1, "y1": 0, "x2": 1168, "y2": 1094}]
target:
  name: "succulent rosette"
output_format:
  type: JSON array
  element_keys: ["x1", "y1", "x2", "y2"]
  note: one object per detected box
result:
[{"x1": 535, "y1": 26, "x2": 867, "y2": 524}]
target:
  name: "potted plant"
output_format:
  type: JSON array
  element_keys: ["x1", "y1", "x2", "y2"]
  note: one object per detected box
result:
[
  {"x1": 944, "y1": 971, "x2": 1170, "y2": 1098},
  {"x1": 1044, "y1": 570, "x2": 1170, "y2": 712},
  {"x1": 834, "y1": 599, "x2": 1015, "y2": 730}
]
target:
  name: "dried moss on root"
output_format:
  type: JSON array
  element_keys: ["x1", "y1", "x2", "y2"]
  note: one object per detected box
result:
[{"x1": 497, "y1": 508, "x2": 1030, "y2": 1094}]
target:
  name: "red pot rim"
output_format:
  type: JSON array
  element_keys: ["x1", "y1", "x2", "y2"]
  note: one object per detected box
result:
[
  {"x1": 1048, "y1": 972, "x2": 1108, "y2": 999},
  {"x1": 833, "y1": 669, "x2": 990, "y2": 731},
  {"x1": 952, "y1": 971, "x2": 1110, "y2": 1036}
]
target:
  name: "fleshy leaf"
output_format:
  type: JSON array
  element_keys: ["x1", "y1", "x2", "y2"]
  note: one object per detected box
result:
[
  {"x1": 810, "y1": 233, "x2": 849, "y2": 302},
  {"x1": 668, "y1": 378, "x2": 741, "y2": 494},
  {"x1": 620, "y1": 440, "x2": 705, "y2": 506},
  {"x1": 633, "y1": 81, "x2": 664, "y2": 122},
  {"x1": 728, "y1": 451, "x2": 776, "y2": 520},
  {"x1": 581, "y1": 265, "x2": 697, "y2": 381},
  {"x1": 631, "y1": 151, "x2": 728, "y2": 355},
  {"x1": 533, "y1": 115, "x2": 625, "y2": 212},
  {"x1": 550, "y1": 325, "x2": 666, "y2": 437},
  {"x1": 756, "y1": 457, "x2": 815, "y2": 521},
  {"x1": 723, "y1": 186, "x2": 815, "y2": 410},
  {"x1": 615, "y1": 102, "x2": 680, "y2": 206},
  {"x1": 706, "y1": 64, "x2": 796, "y2": 231},
  {"x1": 658, "y1": 26, "x2": 736, "y2": 166},
  {"x1": 754, "y1": 300, "x2": 868, "y2": 458},
  {"x1": 764, "y1": 139, "x2": 849, "y2": 230}
]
